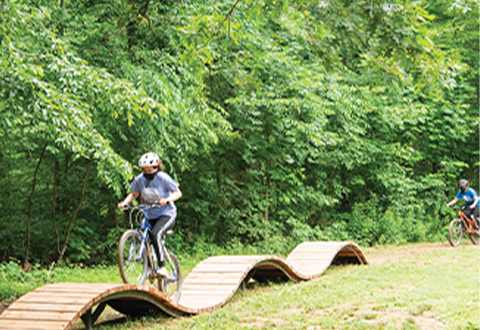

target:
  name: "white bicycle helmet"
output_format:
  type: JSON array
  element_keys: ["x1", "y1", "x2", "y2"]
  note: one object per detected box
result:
[{"x1": 138, "y1": 152, "x2": 160, "y2": 168}]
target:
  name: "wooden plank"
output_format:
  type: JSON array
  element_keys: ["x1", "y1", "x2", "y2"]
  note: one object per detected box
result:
[
  {"x1": 44, "y1": 283, "x2": 117, "y2": 287},
  {"x1": 177, "y1": 289, "x2": 234, "y2": 295},
  {"x1": 199, "y1": 257, "x2": 264, "y2": 264},
  {"x1": 180, "y1": 298, "x2": 225, "y2": 306},
  {"x1": 192, "y1": 264, "x2": 252, "y2": 271},
  {"x1": 182, "y1": 279, "x2": 240, "y2": 285},
  {"x1": 1, "y1": 310, "x2": 77, "y2": 321},
  {"x1": 184, "y1": 270, "x2": 247, "y2": 275},
  {"x1": 35, "y1": 287, "x2": 110, "y2": 293},
  {"x1": 25, "y1": 290, "x2": 98, "y2": 296},
  {"x1": 287, "y1": 253, "x2": 337, "y2": 260},
  {"x1": 289, "y1": 251, "x2": 337, "y2": 257},
  {"x1": 180, "y1": 292, "x2": 229, "y2": 299},
  {"x1": 287, "y1": 253, "x2": 336, "y2": 261},
  {"x1": 289, "y1": 259, "x2": 331, "y2": 264},
  {"x1": 0, "y1": 319, "x2": 68, "y2": 330},
  {"x1": 288, "y1": 259, "x2": 334, "y2": 264},
  {"x1": 289, "y1": 248, "x2": 339, "y2": 252},
  {"x1": 182, "y1": 282, "x2": 238, "y2": 287},
  {"x1": 18, "y1": 296, "x2": 91, "y2": 304},
  {"x1": 181, "y1": 288, "x2": 235, "y2": 294},
  {"x1": 182, "y1": 293, "x2": 228, "y2": 301},
  {"x1": 6, "y1": 303, "x2": 82, "y2": 313},
  {"x1": 185, "y1": 271, "x2": 246, "y2": 276},
  {"x1": 23, "y1": 292, "x2": 98, "y2": 299},
  {"x1": 290, "y1": 245, "x2": 341, "y2": 251},
  {"x1": 184, "y1": 275, "x2": 244, "y2": 282}
]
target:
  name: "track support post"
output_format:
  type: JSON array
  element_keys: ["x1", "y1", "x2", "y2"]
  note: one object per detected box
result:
[{"x1": 80, "y1": 302, "x2": 107, "y2": 330}]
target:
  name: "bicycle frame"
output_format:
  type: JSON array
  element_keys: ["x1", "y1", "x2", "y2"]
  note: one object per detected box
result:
[
  {"x1": 127, "y1": 205, "x2": 178, "y2": 283},
  {"x1": 457, "y1": 208, "x2": 479, "y2": 234},
  {"x1": 128, "y1": 217, "x2": 152, "y2": 262}
]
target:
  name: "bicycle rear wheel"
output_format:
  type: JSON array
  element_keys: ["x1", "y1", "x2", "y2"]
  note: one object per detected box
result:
[
  {"x1": 448, "y1": 219, "x2": 463, "y2": 247},
  {"x1": 158, "y1": 250, "x2": 182, "y2": 303},
  {"x1": 118, "y1": 230, "x2": 148, "y2": 284}
]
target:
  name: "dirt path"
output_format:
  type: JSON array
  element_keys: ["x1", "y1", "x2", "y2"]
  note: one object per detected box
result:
[{"x1": 365, "y1": 241, "x2": 478, "y2": 265}]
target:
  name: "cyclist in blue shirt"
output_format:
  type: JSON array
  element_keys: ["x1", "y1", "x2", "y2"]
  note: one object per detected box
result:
[
  {"x1": 117, "y1": 152, "x2": 182, "y2": 277},
  {"x1": 446, "y1": 179, "x2": 479, "y2": 225}
]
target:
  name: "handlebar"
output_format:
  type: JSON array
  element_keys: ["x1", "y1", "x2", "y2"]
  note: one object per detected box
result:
[
  {"x1": 122, "y1": 202, "x2": 170, "y2": 210},
  {"x1": 121, "y1": 202, "x2": 171, "y2": 229}
]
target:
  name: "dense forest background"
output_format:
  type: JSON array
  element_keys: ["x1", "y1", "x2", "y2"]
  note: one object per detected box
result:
[{"x1": 0, "y1": 0, "x2": 478, "y2": 266}]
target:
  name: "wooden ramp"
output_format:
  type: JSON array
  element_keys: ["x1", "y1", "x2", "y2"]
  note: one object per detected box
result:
[{"x1": 0, "y1": 241, "x2": 367, "y2": 329}]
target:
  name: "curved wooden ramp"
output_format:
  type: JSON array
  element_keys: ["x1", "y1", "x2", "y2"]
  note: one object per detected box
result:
[{"x1": 0, "y1": 241, "x2": 367, "y2": 329}]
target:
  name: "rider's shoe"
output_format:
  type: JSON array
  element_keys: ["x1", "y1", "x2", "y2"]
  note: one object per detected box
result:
[{"x1": 156, "y1": 266, "x2": 168, "y2": 278}]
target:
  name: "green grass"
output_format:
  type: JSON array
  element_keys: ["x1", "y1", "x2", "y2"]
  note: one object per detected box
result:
[
  {"x1": 161, "y1": 242, "x2": 478, "y2": 330},
  {"x1": 0, "y1": 262, "x2": 120, "y2": 302},
  {"x1": 2, "y1": 242, "x2": 479, "y2": 330}
]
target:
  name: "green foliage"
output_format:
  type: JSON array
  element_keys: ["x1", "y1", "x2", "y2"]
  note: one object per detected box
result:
[{"x1": 0, "y1": 261, "x2": 48, "y2": 301}]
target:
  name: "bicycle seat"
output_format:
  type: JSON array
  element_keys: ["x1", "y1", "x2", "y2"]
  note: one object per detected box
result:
[{"x1": 166, "y1": 230, "x2": 174, "y2": 235}]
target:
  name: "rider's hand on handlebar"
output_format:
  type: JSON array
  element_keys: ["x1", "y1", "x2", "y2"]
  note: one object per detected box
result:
[{"x1": 118, "y1": 203, "x2": 132, "y2": 210}]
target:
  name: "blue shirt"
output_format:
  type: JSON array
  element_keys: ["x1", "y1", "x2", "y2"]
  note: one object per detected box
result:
[
  {"x1": 456, "y1": 188, "x2": 480, "y2": 207},
  {"x1": 130, "y1": 171, "x2": 180, "y2": 219}
]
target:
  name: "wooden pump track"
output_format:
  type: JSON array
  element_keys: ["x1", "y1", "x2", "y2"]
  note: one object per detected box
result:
[{"x1": 0, "y1": 241, "x2": 367, "y2": 330}]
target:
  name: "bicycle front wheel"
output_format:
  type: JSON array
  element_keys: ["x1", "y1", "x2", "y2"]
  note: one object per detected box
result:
[
  {"x1": 158, "y1": 250, "x2": 182, "y2": 303},
  {"x1": 448, "y1": 219, "x2": 463, "y2": 247},
  {"x1": 469, "y1": 229, "x2": 480, "y2": 245},
  {"x1": 118, "y1": 230, "x2": 148, "y2": 284}
]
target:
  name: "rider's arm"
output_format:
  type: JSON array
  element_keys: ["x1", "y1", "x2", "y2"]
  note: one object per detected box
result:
[
  {"x1": 471, "y1": 195, "x2": 479, "y2": 209},
  {"x1": 447, "y1": 198, "x2": 458, "y2": 208},
  {"x1": 160, "y1": 188, "x2": 182, "y2": 206},
  {"x1": 118, "y1": 191, "x2": 139, "y2": 209}
]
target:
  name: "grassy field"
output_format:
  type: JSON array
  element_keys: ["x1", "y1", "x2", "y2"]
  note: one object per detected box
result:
[{"x1": 2, "y1": 241, "x2": 479, "y2": 330}]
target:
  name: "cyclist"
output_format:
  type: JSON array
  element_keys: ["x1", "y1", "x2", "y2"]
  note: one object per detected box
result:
[
  {"x1": 446, "y1": 179, "x2": 479, "y2": 226},
  {"x1": 117, "y1": 152, "x2": 182, "y2": 277}
]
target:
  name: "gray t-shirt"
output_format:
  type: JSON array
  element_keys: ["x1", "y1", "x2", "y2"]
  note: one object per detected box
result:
[{"x1": 130, "y1": 171, "x2": 179, "y2": 219}]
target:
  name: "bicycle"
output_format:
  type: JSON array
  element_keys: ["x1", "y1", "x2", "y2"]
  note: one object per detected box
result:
[
  {"x1": 117, "y1": 203, "x2": 182, "y2": 303},
  {"x1": 447, "y1": 206, "x2": 480, "y2": 247}
]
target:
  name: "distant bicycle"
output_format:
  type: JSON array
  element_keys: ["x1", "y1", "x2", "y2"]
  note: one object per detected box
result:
[
  {"x1": 118, "y1": 203, "x2": 182, "y2": 303},
  {"x1": 448, "y1": 206, "x2": 480, "y2": 247}
]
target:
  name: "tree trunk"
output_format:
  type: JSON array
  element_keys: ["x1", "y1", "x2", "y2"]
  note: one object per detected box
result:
[
  {"x1": 264, "y1": 172, "x2": 270, "y2": 237},
  {"x1": 52, "y1": 160, "x2": 60, "y2": 256},
  {"x1": 58, "y1": 155, "x2": 94, "y2": 262},
  {"x1": 24, "y1": 143, "x2": 48, "y2": 270}
]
